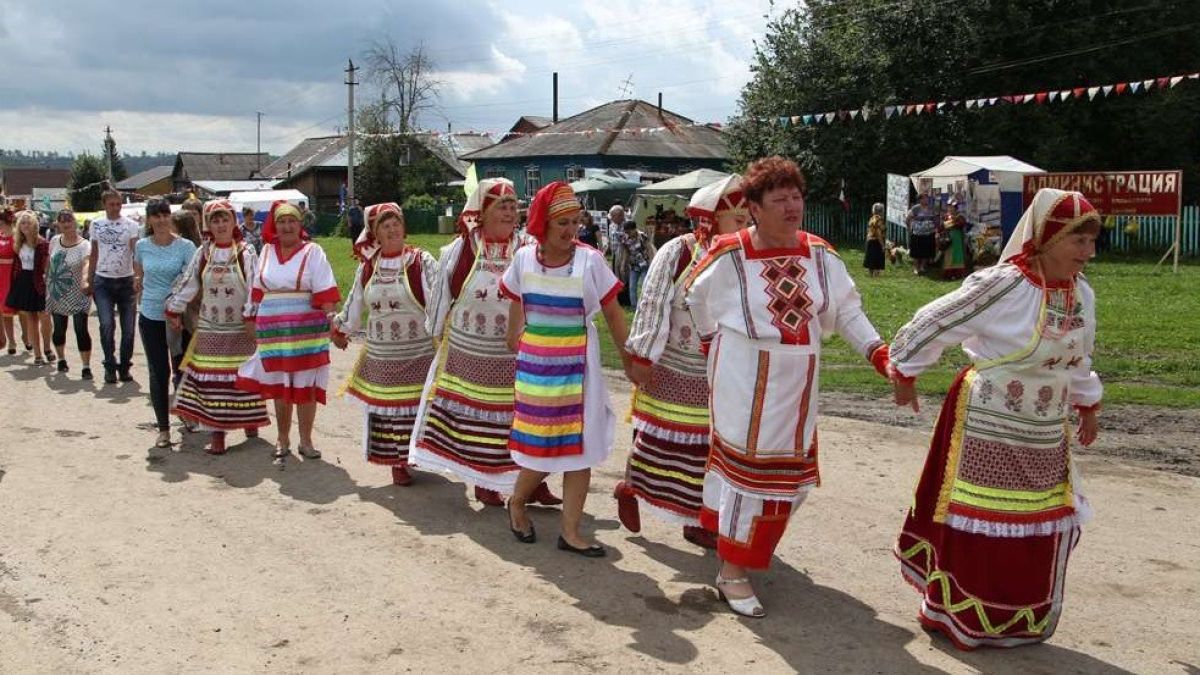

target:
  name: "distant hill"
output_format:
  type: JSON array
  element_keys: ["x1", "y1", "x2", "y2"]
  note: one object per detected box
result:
[{"x1": 1, "y1": 150, "x2": 178, "y2": 175}]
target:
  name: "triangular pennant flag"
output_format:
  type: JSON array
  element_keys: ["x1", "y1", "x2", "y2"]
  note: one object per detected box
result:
[
  {"x1": 778, "y1": 116, "x2": 791, "y2": 127},
  {"x1": 903, "y1": 104, "x2": 914, "y2": 115},
  {"x1": 1034, "y1": 92, "x2": 1048, "y2": 104},
  {"x1": 925, "y1": 102, "x2": 936, "y2": 113},
  {"x1": 965, "y1": 99, "x2": 976, "y2": 109},
  {"x1": 850, "y1": 110, "x2": 861, "y2": 120},
  {"x1": 837, "y1": 110, "x2": 849, "y2": 121},
  {"x1": 1114, "y1": 83, "x2": 1126, "y2": 94},
  {"x1": 1130, "y1": 81, "x2": 1142, "y2": 93},
  {"x1": 824, "y1": 112, "x2": 836, "y2": 123},
  {"x1": 1073, "y1": 87, "x2": 1086, "y2": 98},
  {"x1": 1170, "y1": 76, "x2": 1184, "y2": 88},
  {"x1": 1048, "y1": 91, "x2": 1059, "y2": 102},
  {"x1": 861, "y1": 107, "x2": 871, "y2": 120},
  {"x1": 791, "y1": 116, "x2": 803, "y2": 126},
  {"x1": 1156, "y1": 77, "x2": 1170, "y2": 89},
  {"x1": 988, "y1": 97, "x2": 999, "y2": 105},
  {"x1": 1103, "y1": 84, "x2": 1115, "y2": 96},
  {"x1": 1023, "y1": 93, "x2": 1036, "y2": 103},
  {"x1": 1142, "y1": 79, "x2": 1154, "y2": 90},
  {"x1": 1088, "y1": 86, "x2": 1100, "y2": 100},
  {"x1": 1188, "y1": 73, "x2": 1200, "y2": 80},
  {"x1": 803, "y1": 114, "x2": 814, "y2": 124},
  {"x1": 1059, "y1": 89, "x2": 1072, "y2": 100},
  {"x1": 884, "y1": 106, "x2": 896, "y2": 119},
  {"x1": 936, "y1": 101, "x2": 946, "y2": 110}
]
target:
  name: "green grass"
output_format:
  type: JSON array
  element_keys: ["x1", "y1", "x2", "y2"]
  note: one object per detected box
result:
[{"x1": 315, "y1": 235, "x2": 1200, "y2": 408}]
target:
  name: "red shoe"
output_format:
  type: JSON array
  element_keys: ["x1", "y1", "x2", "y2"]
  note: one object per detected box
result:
[
  {"x1": 474, "y1": 486, "x2": 505, "y2": 507},
  {"x1": 613, "y1": 481, "x2": 641, "y2": 533},
  {"x1": 529, "y1": 481, "x2": 563, "y2": 507},
  {"x1": 206, "y1": 432, "x2": 227, "y2": 455},
  {"x1": 391, "y1": 465, "x2": 413, "y2": 486},
  {"x1": 244, "y1": 427, "x2": 259, "y2": 438},
  {"x1": 683, "y1": 525, "x2": 717, "y2": 550}
]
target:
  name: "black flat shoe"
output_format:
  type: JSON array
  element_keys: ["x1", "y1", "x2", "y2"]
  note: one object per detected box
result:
[
  {"x1": 507, "y1": 502, "x2": 536, "y2": 544},
  {"x1": 557, "y1": 536, "x2": 606, "y2": 558}
]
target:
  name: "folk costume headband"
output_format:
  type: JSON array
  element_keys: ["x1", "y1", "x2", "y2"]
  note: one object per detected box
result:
[
  {"x1": 458, "y1": 178, "x2": 517, "y2": 235},
  {"x1": 354, "y1": 202, "x2": 404, "y2": 260},
  {"x1": 203, "y1": 199, "x2": 242, "y2": 240},
  {"x1": 526, "y1": 181, "x2": 581, "y2": 242},
  {"x1": 261, "y1": 201, "x2": 306, "y2": 245},
  {"x1": 686, "y1": 174, "x2": 747, "y2": 246},
  {"x1": 1002, "y1": 188, "x2": 1101, "y2": 263}
]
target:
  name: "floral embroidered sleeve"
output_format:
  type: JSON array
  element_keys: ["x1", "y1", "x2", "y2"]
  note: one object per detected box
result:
[
  {"x1": 426, "y1": 238, "x2": 463, "y2": 339},
  {"x1": 332, "y1": 262, "x2": 367, "y2": 337},
  {"x1": 1068, "y1": 280, "x2": 1103, "y2": 408},
  {"x1": 165, "y1": 245, "x2": 205, "y2": 318},
  {"x1": 890, "y1": 265, "x2": 1026, "y2": 379},
  {"x1": 625, "y1": 237, "x2": 685, "y2": 365}
]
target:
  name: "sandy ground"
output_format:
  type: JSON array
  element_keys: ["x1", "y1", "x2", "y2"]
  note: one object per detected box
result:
[{"x1": 1, "y1": 343, "x2": 1198, "y2": 675}]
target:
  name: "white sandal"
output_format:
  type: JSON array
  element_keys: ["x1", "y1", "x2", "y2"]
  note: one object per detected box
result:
[{"x1": 715, "y1": 573, "x2": 765, "y2": 618}]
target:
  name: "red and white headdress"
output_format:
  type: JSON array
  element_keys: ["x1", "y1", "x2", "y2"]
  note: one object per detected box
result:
[
  {"x1": 458, "y1": 178, "x2": 517, "y2": 235},
  {"x1": 353, "y1": 202, "x2": 404, "y2": 260},
  {"x1": 526, "y1": 181, "x2": 581, "y2": 242},
  {"x1": 685, "y1": 174, "x2": 747, "y2": 246},
  {"x1": 202, "y1": 199, "x2": 241, "y2": 240},
  {"x1": 1002, "y1": 188, "x2": 1101, "y2": 263}
]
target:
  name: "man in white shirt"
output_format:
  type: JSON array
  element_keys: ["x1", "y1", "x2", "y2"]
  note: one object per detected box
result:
[{"x1": 82, "y1": 189, "x2": 139, "y2": 383}]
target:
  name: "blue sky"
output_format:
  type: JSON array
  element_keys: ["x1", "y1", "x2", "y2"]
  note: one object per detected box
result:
[{"x1": 0, "y1": 0, "x2": 778, "y2": 154}]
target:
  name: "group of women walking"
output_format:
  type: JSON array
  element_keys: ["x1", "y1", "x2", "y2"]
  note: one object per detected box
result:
[{"x1": 3, "y1": 158, "x2": 1105, "y2": 650}]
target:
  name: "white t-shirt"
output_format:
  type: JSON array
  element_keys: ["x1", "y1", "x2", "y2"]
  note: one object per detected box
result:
[
  {"x1": 18, "y1": 245, "x2": 35, "y2": 268},
  {"x1": 89, "y1": 216, "x2": 140, "y2": 278}
]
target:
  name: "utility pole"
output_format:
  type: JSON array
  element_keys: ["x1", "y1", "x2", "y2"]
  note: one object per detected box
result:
[
  {"x1": 256, "y1": 111, "x2": 264, "y2": 172},
  {"x1": 345, "y1": 59, "x2": 358, "y2": 209},
  {"x1": 103, "y1": 125, "x2": 114, "y2": 181}
]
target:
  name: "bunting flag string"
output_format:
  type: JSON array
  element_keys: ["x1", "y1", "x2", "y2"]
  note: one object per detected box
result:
[{"x1": 761, "y1": 70, "x2": 1200, "y2": 127}]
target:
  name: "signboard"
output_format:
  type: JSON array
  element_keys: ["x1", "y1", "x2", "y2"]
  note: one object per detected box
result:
[
  {"x1": 886, "y1": 173, "x2": 910, "y2": 228},
  {"x1": 1022, "y1": 170, "x2": 1182, "y2": 216}
]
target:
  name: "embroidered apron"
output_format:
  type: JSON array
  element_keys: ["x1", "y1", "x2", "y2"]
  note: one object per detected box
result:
[{"x1": 935, "y1": 286, "x2": 1085, "y2": 533}]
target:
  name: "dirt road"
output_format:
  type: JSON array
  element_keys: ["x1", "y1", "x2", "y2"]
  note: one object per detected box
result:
[{"x1": 1, "y1": 345, "x2": 1197, "y2": 674}]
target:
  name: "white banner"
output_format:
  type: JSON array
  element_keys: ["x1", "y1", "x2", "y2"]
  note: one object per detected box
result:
[{"x1": 886, "y1": 173, "x2": 910, "y2": 228}]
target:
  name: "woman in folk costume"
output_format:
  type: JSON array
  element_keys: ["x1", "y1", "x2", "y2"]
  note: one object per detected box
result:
[
  {"x1": 890, "y1": 188, "x2": 1102, "y2": 650},
  {"x1": 940, "y1": 199, "x2": 968, "y2": 280},
  {"x1": 409, "y1": 179, "x2": 561, "y2": 507},
  {"x1": 685, "y1": 157, "x2": 892, "y2": 617},
  {"x1": 331, "y1": 203, "x2": 438, "y2": 486},
  {"x1": 500, "y1": 181, "x2": 629, "y2": 557},
  {"x1": 614, "y1": 175, "x2": 750, "y2": 550},
  {"x1": 166, "y1": 200, "x2": 270, "y2": 455},
  {"x1": 236, "y1": 201, "x2": 340, "y2": 463}
]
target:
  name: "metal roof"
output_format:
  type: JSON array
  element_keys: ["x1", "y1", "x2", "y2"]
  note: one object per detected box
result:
[
  {"x1": 462, "y1": 100, "x2": 727, "y2": 161},
  {"x1": 115, "y1": 165, "x2": 173, "y2": 190},
  {"x1": 175, "y1": 152, "x2": 269, "y2": 182},
  {"x1": 259, "y1": 136, "x2": 349, "y2": 180}
]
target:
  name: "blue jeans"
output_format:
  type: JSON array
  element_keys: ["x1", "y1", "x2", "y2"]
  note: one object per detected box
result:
[
  {"x1": 93, "y1": 276, "x2": 136, "y2": 372},
  {"x1": 627, "y1": 267, "x2": 647, "y2": 306}
]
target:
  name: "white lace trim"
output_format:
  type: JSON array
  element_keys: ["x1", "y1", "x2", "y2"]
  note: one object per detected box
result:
[
  {"x1": 944, "y1": 489, "x2": 1092, "y2": 538},
  {"x1": 347, "y1": 397, "x2": 420, "y2": 418}
]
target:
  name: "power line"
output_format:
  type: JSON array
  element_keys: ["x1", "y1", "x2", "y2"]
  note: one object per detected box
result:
[{"x1": 968, "y1": 23, "x2": 1200, "y2": 75}]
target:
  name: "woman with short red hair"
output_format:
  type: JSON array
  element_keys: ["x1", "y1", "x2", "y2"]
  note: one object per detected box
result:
[{"x1": 685, "y1": 156, "x2": 891, "y2": 617}]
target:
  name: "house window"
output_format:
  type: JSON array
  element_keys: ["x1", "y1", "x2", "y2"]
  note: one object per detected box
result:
[
  {"x1": 484, "y1": 166, "x2": 505, "y2": 179},
  {"x1": 565, "y1": 165, "x2": 585, "y2": 182},
  {"x1": 525, "y1": 166, "x2": 541, "y2": 198}
]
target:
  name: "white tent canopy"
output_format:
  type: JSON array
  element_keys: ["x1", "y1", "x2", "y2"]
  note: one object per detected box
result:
[
  {"x1": 228, "y1": 189, "x2": 309, "y2": 213},
  {"x1": 910, "y1": 155, "x2": 1043, "y2": 192},
  {"x1": 635, "y1": 168, "x2": 730, "y2": 195}
]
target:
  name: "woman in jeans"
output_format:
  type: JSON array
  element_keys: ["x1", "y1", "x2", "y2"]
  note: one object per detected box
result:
[
  {"x1": 134, "y1": 199, "x2": 197, "y2": 449},
  {"x1": 46, "y1": 209, "x2": 94, "y2": 378}
]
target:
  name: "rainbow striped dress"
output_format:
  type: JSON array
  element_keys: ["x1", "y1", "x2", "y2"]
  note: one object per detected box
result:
[{"x1": 500, "y1": 244, "x2": 622, "y2": 473}]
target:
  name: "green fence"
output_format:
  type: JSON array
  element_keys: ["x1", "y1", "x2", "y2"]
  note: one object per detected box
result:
[{"x1": 807, "y1": 202, "x2": 1200, "y2": 257}]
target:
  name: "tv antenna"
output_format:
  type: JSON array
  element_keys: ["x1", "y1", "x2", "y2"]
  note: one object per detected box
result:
[{"x1": 618, "y1": 74, "x2": 634, "y2": 98}]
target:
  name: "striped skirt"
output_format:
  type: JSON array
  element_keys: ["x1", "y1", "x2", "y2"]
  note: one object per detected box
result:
[
  {"x1": 627, "y1": 350, "x2": 711, "y2": 525},
  {"x1": 173, "y1": 329, "x2": 269, "y2": 431},
  {"x1": 255, "y1": 291, "x2": 330, "y2": 372}
]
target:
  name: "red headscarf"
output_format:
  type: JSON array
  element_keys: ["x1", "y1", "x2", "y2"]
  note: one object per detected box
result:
[
  {"x1": 202, "y1": 199, "x2": 242, "y2": 240},
  {"x1": 525, "y1": 181, "x2": 581, "y2": 242},
  {"x1": 261, "y1": 201, "x2": 306, "y2": 245},
  {"x1": 353, "y1": 202, "x2": 403, "y2": 260}
]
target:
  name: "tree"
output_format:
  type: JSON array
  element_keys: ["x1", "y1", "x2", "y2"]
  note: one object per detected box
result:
[
  {"x1": 727, "y1": 0, "x2": 1200, "y2": 203},
  {"x1": 103, "y1": 131, "x2": 129, "y2": 182},
  {"x1": 69, "y1": 153, "x2": 108, "y2": 211},
  {"x1": 364, "y1": 40, "x2": 441, "y2": 133},
  {"x1": 357, "y1": 39, "x2": 447, "y2": 204}
]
